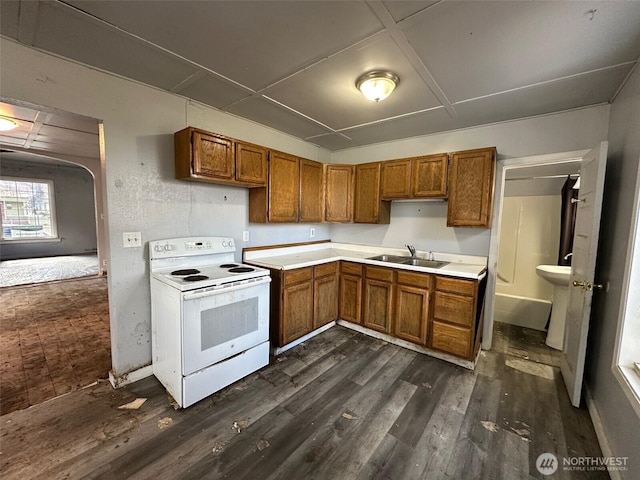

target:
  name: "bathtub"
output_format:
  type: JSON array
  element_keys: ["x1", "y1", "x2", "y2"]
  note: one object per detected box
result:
[{"x1": 493, "y1": 292, "x2": 551, "y2": 331}]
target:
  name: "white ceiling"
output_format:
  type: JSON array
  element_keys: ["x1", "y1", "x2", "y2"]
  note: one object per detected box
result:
[{"x1": 1, "y1": 0, "x2": 639, "y2": 153}]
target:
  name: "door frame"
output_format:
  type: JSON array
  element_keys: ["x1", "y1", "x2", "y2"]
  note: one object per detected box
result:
[{"x1": 483, "y1": 149, "x2": 590, "y2": 350}]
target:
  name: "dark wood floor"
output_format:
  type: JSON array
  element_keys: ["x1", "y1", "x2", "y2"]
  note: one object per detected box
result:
[
  {"x1": 0, "y1": 277, "x2": 111, "y2": 415},
  {"x1": 0, "y1": 325, "x2": 607, "y2": 479}
]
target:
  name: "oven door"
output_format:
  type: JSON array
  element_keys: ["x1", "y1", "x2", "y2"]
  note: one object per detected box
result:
[{"x1": 181, "y1": 276, "x2": 270, "y2": 376}]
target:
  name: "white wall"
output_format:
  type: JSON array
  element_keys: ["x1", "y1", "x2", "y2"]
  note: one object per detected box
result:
[
  {"x1": 496, "y1": 195, "x2": 560, "y2": 299},
  {"x1": 0, "y1": 38, "x2": 331, "y2": 376},
  {"x1": 0, "y1": 158, "x2": 97, "y2": 260},
  {"x1": 585, "y1": 64, "x2": 640, "y2": 478}
]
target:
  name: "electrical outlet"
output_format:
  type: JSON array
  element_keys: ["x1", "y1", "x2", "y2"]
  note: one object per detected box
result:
[
  {"x1": 242, "y1": 230, "x2": 250, "y2": 242},
  {"x1": 123, "y1": 231, "x2": 142, "y2": 248},
  {"x1": 310, "y1": 227, "x2": 315, "y2": 238}
]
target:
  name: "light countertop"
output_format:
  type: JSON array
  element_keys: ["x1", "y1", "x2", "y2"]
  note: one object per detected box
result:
[{"x1": 244, "y1": 242, "x2": 487, "y2": 280}]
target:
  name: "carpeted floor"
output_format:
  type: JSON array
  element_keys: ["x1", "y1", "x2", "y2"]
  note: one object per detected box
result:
[{"x1": 0, "y1": 254, "x2": 100, "y2": 287}]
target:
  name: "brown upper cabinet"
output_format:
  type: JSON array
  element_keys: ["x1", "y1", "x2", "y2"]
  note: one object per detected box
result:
[
  {"x1": 447, "y1": 147, "x2": 496, "y2": 228},
  {"x1": 324, "y1": 164, "x2": 354, "y2": 223},
  {"x1": 250, "y1": 151, "x2": 299, "y2": 223},
  {"x1": 299, "y1": 159, "x2": 324, "y2": 223},
  {"x1": 175, "y1": 127, "x2": 267, "y2": 187},
  {"x1": 354, "y1": 162, "x2": 390, "y2": 224},
  {"x1": 381, "y1": 154, "x2": 448, "y2": 200}
]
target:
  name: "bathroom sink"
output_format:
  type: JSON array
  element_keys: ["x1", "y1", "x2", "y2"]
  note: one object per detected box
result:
[
  {"x1": 401, "y1": 258, "x2": 449, "y2": 269},
  {"x1": 536, "y1": 265, "x2": 572, "y2": 286},
  {"x1": 367, "y1": 254, "x2": 409, "y2": 263}
]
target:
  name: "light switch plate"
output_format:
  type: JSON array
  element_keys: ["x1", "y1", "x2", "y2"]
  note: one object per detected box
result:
[
  {"x1": 242, "y1": 231, "x2": 250, "y2": 242},
  {"x1": 123, "y1": 231, "x2": 142, "y2": 248},
  {"x1": 310, "y1": 228, "x2": 315, "y2": 238}
]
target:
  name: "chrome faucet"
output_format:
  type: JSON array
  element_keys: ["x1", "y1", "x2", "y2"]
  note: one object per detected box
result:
[
  {"x1": 564, "y1": 252, "x2": 573, "y2": 261},
  {"x1": 406, "y1": 244, "x2": 416, "y2": 258}
]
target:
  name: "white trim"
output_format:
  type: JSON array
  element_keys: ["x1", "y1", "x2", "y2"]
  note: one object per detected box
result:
[
  {"x1": 108, "y1": 365, "x2": 153, "y2": 389},
  {"x1": 585, "y1": 386, "x2": 625, "y2": 480},
  {"x1": 483, "y1": 149, "x2": 590, "y2": 350},
  {"x1": 611, "y1": 155, "x2": 640, "y2": 416},
  {"x1": 0, "y1": 238, "x2": 61, "y2": 244}
]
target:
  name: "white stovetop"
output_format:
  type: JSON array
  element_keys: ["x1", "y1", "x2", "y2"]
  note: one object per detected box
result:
[{"x1": 243, "y1": 242, "x2": 487, "y2": 279}]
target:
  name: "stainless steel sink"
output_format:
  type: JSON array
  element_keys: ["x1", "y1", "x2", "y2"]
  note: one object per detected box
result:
[
  {"x1": 401, "y1": 258, "x2": 449, "y2": 269},
  {"x1": 367, "y1": 254, "x2": 409, "y2": 263},
  {"x1": 367, "y1": 254, "x2": 449, "y2": 269}
]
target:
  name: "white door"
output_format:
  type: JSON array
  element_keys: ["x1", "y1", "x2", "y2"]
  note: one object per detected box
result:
[{"x1": 560, "y1": 142, "x2": 608, "y2": 407}]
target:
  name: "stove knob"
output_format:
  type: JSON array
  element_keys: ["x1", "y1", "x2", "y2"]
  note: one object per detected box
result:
[
  {"x1": 154, "y1": 245, "x2": 163, "y2": 252},
  {"x1": 228, "y1": 240, "x2": 234, "y2": 249},
  {"x1": 222, "y1": 240, "x2": 228, "y2": 248},
  {"x1": 163, "y1": 244, "x2": 172, "y2": 251}
]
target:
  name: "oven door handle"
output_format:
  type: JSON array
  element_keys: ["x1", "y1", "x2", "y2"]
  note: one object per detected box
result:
[{"x1": 182, "y1": 276, "x2": 271, "y2": 300}]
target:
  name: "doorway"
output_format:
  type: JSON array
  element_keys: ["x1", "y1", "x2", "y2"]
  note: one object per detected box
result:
[
  {"x1": 483, "y1": 150, "x2": 589, "y2": 352},
  {"x1": 0, "y1": 99, "x2": 111, "y2": 415}
]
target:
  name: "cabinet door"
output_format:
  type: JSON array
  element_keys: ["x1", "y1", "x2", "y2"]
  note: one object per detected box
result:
[
  {"x1": 325, "y1": 165, "x2": 354, "y2": 223},
  {"x1": 236, "y1": 142, "x2": 267, "y2": 185},
  {"x1": 282, "y1": 281, "x2": 313, "y2": 345},
  {"x1": 268, "y1": 151, "x2": 300, "y2": 222},
  {"x1": 447, "y1": 147, "x2": 496, "y2": 227},
  {"x1": 354, "y1": 162, "x2": 389, "y2": 224},
  {"x1": 192, "y1": 131, "x2": 234, "y2": 180},
  {"x1": 363, "y1": 278, "x2": 394, "y2": 334},
  {"x1": 300, "y1": 159, "x2": 324, "y2": 223},
  {"x1": 431, "y1": 321, "x2": 472, "y2": 358},
  {"x1": 314, "y1": 270, "x2": 338, "y2": 329},
  {"x1": 381, "y1": 159, "x2": 412, "y2": 199},
  {"x1": 394, "y1": 270, "x2": 431, "y2": 346},
  {"x1": 412, "y1": 154, "x2": 448, "y2": 198},
  {"x1": 339, "y1": 273, "x2": 362, "y2": 324}
]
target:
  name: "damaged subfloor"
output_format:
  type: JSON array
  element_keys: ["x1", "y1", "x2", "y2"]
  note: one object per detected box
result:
[
  {"x1": 0, "y1": 325, "x2": 606, "y2": 479},
  {"x1": 0, "y1": 276, "x2": 111, "y2": 415}
]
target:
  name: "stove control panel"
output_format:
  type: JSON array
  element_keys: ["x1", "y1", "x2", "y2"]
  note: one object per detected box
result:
[{"x1": 149, "y1": 237, "x2": 236, "y2": 260}]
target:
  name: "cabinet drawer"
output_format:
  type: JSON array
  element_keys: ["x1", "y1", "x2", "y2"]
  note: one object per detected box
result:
[
  {"x1": 436, "y1": 276, "x2": 475, "y2": 296},
  {"x1": 365, "y1": 266, "x2": 395, "y2": 283},
  {"x1": 431, "y1": 321, "x2": 471, "y2": 358},
  {"x1": 397, "y1": 271, "x2": 431, "y2": 289},
  {"x1": 341, "y1": 262, "x2": 362, "y2": 276},
  {"x1": 315, "y1": 262, "x2": 338, "y2": 278},
  {"x1": 434, "y1": 291, "x2": 473, "y2": 327},
  {"x1": 283, "y1": 267, "x2": 313, "y2": 286}
]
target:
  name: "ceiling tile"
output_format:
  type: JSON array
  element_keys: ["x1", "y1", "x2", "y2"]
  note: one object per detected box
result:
[
  {"x1": 266, "y1": 33, "x2": 441, "y2": 130},
  {"x1": 226, "y1": 97, "x2": 332, "y2": 140},
  {"x1": 306, "y1": 134, "x2": 355, "y2": 152},
  {"x1": 338, "y1": 107, "x2": 456, "y2": 149},
  {"x1": 382, "y1": 1, "x2": 438, "y2": 23},
  {"x1": 453, "y1": 64, "x2": 633, "y2": 128},
  {"x1": 66, "y1": 0, "x2": 385, "y2": 91},
  {"x1": 0, "y1": 1, "x2": 19, "y2": 39},
  {"x1": 32, "y1": 2, "x2": 198, "y2": 91},
  {"x1": 176, "y1": 74, "x2": 252, "y2": 109},
  {"x1": 403, "y1": 1, "x2": 640, "y2": 102}
]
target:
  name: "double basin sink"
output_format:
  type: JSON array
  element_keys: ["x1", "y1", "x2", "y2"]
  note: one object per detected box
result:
[{"x1": 367, "y1": 254, "x2": 449, "y2": 269}]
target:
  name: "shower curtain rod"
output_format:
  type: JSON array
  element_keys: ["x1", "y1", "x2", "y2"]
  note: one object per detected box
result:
[{"x1": 505, "y1": 173, "x2": 580, "y2": 181}]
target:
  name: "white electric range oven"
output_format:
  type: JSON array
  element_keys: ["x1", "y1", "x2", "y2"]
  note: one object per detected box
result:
[{"x1": 149, "y1": 236, "x2": 270, "y2": 408}]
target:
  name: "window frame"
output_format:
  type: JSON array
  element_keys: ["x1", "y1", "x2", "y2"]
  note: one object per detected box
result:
[
  {"x1": 0, "y1": 175, "x2": 59, "y2": 243},
  {"x1": 612, "y1": 162, "x2": 640, "y2": 417}
]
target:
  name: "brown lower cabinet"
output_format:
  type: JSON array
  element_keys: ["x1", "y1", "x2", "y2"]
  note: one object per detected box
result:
[
  {"x1": 271, "y1": 263, "x2": 339, "y2": 347},
  {"x1": 430, "y1": 275, "x2": 486, "y2": 360},
  {"x1": 272, "y1": 260, "x2": 485, "y2": 361},
  {"x1": 363, "y1": 266, "x2": 395, "y2": 334},
  {"x1": 394, "y1": 271, "x2": 432, "y2": 346}
]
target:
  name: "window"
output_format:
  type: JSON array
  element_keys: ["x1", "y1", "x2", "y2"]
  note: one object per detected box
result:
[
  {"x1": 0, "y1": 177, "x2": 57, "y2": 241},
  {"x1": 613, "y1": 167, "x2": 640, "y2": 416}
]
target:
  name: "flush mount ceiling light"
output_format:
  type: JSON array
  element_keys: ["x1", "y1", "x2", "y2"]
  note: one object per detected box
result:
[
  {"x1": 356, "y1": 71, "x2": 399, "y2": 102},
  {"x1": 0, "y1": 117, "x2": 18, "y2": 131}
]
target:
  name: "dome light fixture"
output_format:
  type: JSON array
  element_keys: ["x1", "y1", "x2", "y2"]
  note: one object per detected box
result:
[
  {"x1": 0, "y1": 117, "x2": 18, "y2": 131},
  {"x1": 356, "y1": 71, "x2": 399, "y2": 102}
]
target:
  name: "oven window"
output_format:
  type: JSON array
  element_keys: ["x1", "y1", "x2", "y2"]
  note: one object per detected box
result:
[{"x1": 200, "y1": 297, "x2": 259, "y2": 351}]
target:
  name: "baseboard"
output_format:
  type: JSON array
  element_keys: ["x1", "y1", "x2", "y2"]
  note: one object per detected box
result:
[
  {"x1": 585, "y1": 386, "x2": 624, "y2": 480},
  {"x1": 273, "y1": 321, "x2": 336, "y2": 356},
  {"x1": 109, "y1": 365, "x2": 153, "y2": 389}
]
